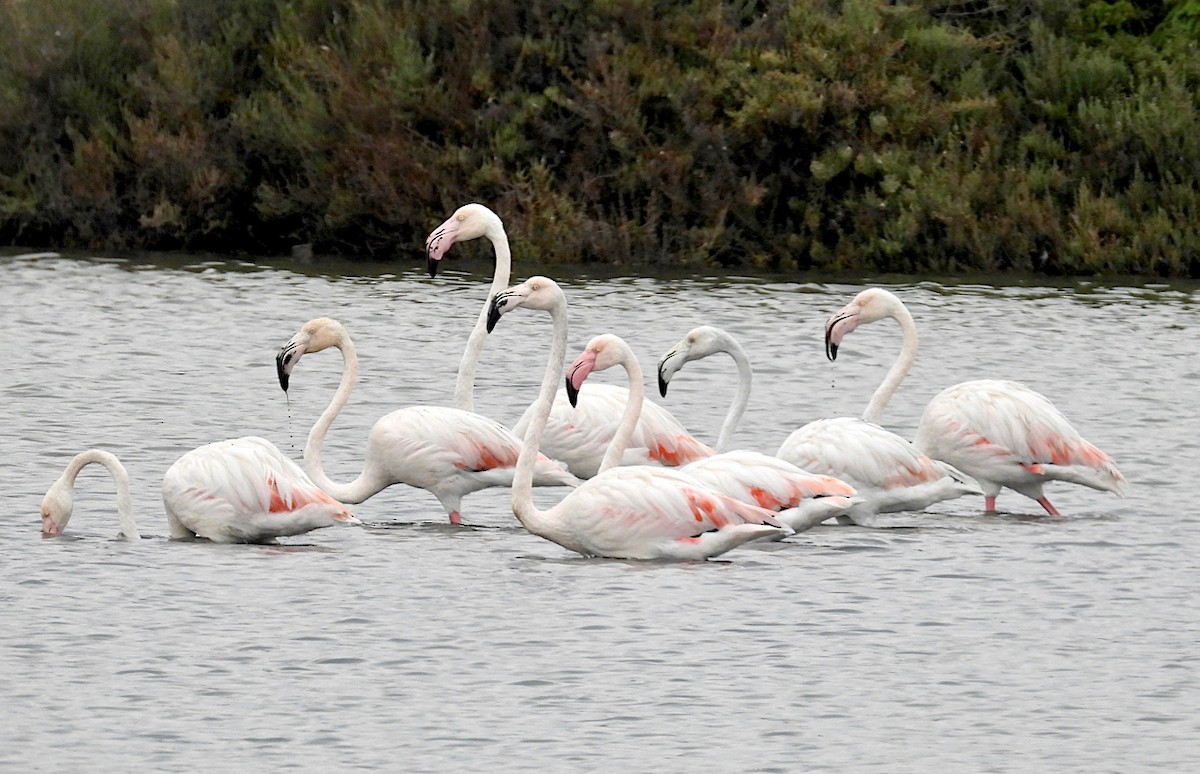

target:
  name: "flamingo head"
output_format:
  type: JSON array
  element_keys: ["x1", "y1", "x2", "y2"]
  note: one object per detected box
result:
[
  {"x1": 425, "y1": 203, "x2": 504, "y2": 277},
  {"x1": 276, "y1": 317, "x2": 347, "y2": 392},
  {"x1": 566, "y1": 334, "x2": 627, "y2": 407},
  {"x1": 40, "y1": 480, "x2": 73, "y2": 536},
  {"x1": 487, "y1": 276, "x2": 564, "y2": 332},
  {"x1": 825, "y1": 287, "x2": 906, "y2": 361},
  {"x1": 656, "y1": 325, "x2": 728, "y2": 397}
]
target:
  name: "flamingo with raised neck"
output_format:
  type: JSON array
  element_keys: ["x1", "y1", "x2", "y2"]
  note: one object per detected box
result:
[
  {"x1": 484, "y1": 276, "x2": 789, "y2": 560},
  {"x1": 424, "y1": 203, "x2": 714, "y2": 479},
  {"x1": 825, "y1": 288, "x2": 1126, "y2": 514},
  {"x1": 275, "y1": 316, "x2": 577, "y2": 526}
]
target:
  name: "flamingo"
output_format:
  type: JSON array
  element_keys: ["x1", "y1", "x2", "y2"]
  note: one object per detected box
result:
[
  {"x1": 275, "y1": 317, "x2": 578, "y2": 525},
  {"x1": 425, "y1": 203, "x2": 715, "y2": 478},
  {"x1": 653, "y1": 325, "x2": 859, "y2": 531},
  {"x1": 41, "y1": 440, "x2": 361, "y2": 542},
  {"x1": 485, "y1": 276, "x2": 789, "y2": 559},
  {"x1": 776, "y1": 290, "x2": 979, "y2": 524},
  {"x1": 824, "y1": 289, "x2": 1126, "y2": 514}
]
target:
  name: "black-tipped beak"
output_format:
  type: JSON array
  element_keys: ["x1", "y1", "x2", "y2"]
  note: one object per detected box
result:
[
  {"x1": 825, "y1": 314, "x2": 849, "y2": 361},
  {"x1": 658, "y1": 371, "x2": 669, "y2": 397},
  {"x1": 427, "y1": 256, "x2": 439, "y2": 278},
  {"x1": 566, "y1": 374, "x2": 580, "y2": 407},
  {"x1": 276, "y1": 352, "x2": 291, "y2": 391},
  {"x1": 276, "y1": 338, "x2": 306, "y2": 392},
  {"x1": 487, "y1": 296, "x2": 504, "y2": 333}
]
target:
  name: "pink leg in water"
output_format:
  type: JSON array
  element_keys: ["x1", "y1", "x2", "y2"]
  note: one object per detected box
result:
[
  {"x1": 984, "y1": 496, "x2": 997, "y2": 513},
  {"x1": 449, "y1": 511, "x2": 463, "y2": 525},
  {"x1": 1036, "y1": 497, "x2": 1060, "y2": 516}
]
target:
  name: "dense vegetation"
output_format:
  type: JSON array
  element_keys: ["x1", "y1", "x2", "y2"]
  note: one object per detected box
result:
[{"x1": 1, "y1": 0, "x2": 1197, "y2": 276}]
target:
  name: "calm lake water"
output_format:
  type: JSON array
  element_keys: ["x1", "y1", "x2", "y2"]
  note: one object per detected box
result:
[{"x1": 1, "y1": 251, "x2": 1197, "y2": 771}]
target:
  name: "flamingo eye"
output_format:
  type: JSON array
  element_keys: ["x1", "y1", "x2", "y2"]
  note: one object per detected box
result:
[{"x1": 531, "y1": 283, "x2": 540, "y2": 291}]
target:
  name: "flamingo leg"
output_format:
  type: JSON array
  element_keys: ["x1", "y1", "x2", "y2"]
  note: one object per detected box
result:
[
  {"x1": 1036, "y1": 497, "x2": 1060, "y2": 517},
  {"x1": 984, "y1": 496, "x2": 997, "y2": 513},
  {"x1": 448, "y1": 511, "x2": 463, "y2": 525}
]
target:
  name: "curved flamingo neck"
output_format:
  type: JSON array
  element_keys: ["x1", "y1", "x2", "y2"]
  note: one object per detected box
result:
[
  {"x1": 598, "y1": 343, "x2": 646, "y2": 474},
  {"x1": 512, "y1": 303, "x2": 568, "y2": 533},
  {"x1": 714, "y1": 333, "x2": 751, "y2": 452},
  {"x1": 303, "y1": 334, "x2": 386, "y2": 504},
  {"x1": 454, "y1": 228, "x2": 511, "y2": 412},
  {"x1": 64, "y1": 450, "x2": 140, "y2": 539},
  {"x1": 862, "y1": 300, "x2": 918, "y2": 425}
]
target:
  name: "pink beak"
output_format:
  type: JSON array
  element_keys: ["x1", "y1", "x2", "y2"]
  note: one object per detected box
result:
[
  {"x1": 425, "y1": 217, "x2": 460, "y2": 275},
  {"x1": 42, "y1": 515, "x2": 61, "y2": 535},
  {"x1": 565, "y1": 350, "x2": 598, "y2": 407},
  {"x1": 824, "y1": 303, "x2": 861, "y2": 361}
]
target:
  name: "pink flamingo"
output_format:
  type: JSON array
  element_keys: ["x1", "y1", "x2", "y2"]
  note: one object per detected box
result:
[
  {"x1": 651, "y1": 325, "x2": 859, "y2": 531},
  {"x1": 276, "y1": 317, "x2": 577, "y2": 526},
  {"x1": 41, "y1": 440, "x2": 360, "y2": 542},
  {"x1": 826, "y1": 288, "x2": 1126, "y2": 514},
  {"x1": 777, "y1": 290, "x2": 979, "y2": 524},
  {"x1": 425, "y1": 203, "x2": 714, "y2": 478},
  {"x1": 486, "y1": 277, "x2": 788, "y2": 559}
]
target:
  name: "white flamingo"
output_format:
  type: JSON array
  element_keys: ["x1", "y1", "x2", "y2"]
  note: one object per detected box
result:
[
  {"x1": 425, "y1": 203, "x2": 714, "y2": 478},
  {"x1": 645, "y1": 325, "x2": 859, "y2": 531},
  {"x1": 486, "y1": 277, "x2": 789, "y2": 559},
  {"x1": 276, "y1": 317, "x2": 577, "y2": 525},
  {"x1": 824, "y1": 289, "x2": 1125, "y2": 514},
  {"x1": 776, "y1": 290, "x2": 979, "y2": 523},
  {"x1": 41, "y1": 440, "x2": 360, "y2": 542}
]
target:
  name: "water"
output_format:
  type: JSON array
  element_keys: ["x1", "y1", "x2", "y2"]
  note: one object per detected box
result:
[{"x1": 1, "y1": 251, "x2": 1197, "y2": 771}]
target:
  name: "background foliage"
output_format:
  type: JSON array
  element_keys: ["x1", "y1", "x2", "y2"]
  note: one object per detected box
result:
[{"x1": 1, "y1": 0, "x2": 1197, "y2": 275}]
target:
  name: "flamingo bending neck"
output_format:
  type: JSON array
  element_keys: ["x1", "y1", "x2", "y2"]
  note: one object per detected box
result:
[{"x1": 44, "y1": 450, "x2": 140, "y2": 539}]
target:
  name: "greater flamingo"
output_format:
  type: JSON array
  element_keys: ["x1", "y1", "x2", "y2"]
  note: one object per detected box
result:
[
  {"x1": 485, "y1": 277, "x2": 789, "y2": 559},
  {"x1": 653, "y1": 325, "x2": 859, "y2": 531},
  {"x1": 825, "y1": 288, "x2": 1126, "y2": 514},
  {"x1": 776, "y1": 291, "x2": 979, "y2": 523},
  {"x1": 425, "y1": 203, "x2": 714, "y2": 479},
  {"x1": 41, "y1": 440, "x2": 360, "y2": 542},
  {"x1": 276, "y1": 317, "x2": 577, "y2": 525}
]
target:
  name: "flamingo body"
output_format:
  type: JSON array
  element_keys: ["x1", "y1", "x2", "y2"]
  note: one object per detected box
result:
[
  {"x1": 680, "y1": 450, "x2": 858, "y2": 533},
  {"x1": 914, "y1": 379, "x2": 1126, "y2": 513},
  {"x1": 511, "y1": 383, "x2": 715, "y2": 479},
  {"x1": 162, "y1": 436, "x2": 358, "y2": 543},
  {"x1": 778, "y1": 418, "x2": 978, "y2": 522}
]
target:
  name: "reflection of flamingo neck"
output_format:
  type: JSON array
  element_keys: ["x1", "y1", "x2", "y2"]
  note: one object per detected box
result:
[
  {"x1": 455, "y1": 229, "x2": 511, "y2": 412},
  {"x1": 715, "y1": 333, "x2": 752, "y2": 452},
  {"x1": 598, "y1": 343, "x2": 646, "y2": 474},
  {"x1": 304, "y1": 335, "x2": 385, "y2": 504},
  {"x1": 63, "y1": 450, "x2": 140, "y2": 539},
  {"x1": 862, "y1": 301, "x2": 918, "y2": 425},
  {"x1": 512, "y1": 303, "x2": 568, "y2": 534}
]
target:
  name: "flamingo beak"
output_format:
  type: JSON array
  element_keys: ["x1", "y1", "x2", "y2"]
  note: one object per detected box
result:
[
  {"x1": 824, "y1": 306, "x2": 860, "y2": 361},
  {"x1": 275, "y1": 334, "x2": 310, "y2": 392},
  {"x1": 565, "y1": 350, "x2": 598, "y2": 408},
  {"x1": 657, "y1": 348, "x2": 682, "y2": 397},
  {"x1": 425, "y1": 217, "x2": 460, "y2": 278},
  {"x1": 42, "y1": 514, "x2": 61, "y2": 535},
  {"x1": 487, "y1": 291, "x2": 514, "y2": 333}
]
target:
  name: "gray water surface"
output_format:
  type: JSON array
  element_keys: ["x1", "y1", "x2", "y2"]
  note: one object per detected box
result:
[{"x1": 1, "y1": 253, "x2": 1197, "y2": 771}]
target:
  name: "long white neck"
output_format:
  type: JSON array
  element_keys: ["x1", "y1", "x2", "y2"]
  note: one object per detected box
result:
[
  {"x1": 454, "y1": 229, "x2": 511, "y2": 412},
  {"x1": 303, "y1": 336, "x2": 386, "y2": 504},
  {"x1": 714, "y1": 335, "x2": 752, "y2": 452},
  {"x1": 63, "y1": 450, "x2": 140, "y2": 539},
  {"x1": 597, "y1": 343, "x2": 646, "y2": 474},
  {"x1": 861, "y1": 301, "x2": 918, "y2": 425},
  {"x1": 511, "y1": 303, "x2": 568, "y2": 532}
]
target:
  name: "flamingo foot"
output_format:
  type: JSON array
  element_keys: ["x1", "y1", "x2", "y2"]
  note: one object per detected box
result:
[
  {"x1": 448, "y1": 511, "x2": 463, "y2": 526},
  {"x1": 984, "y1": 496, "x2": 997, "y2": 513},
  {"x1": 1036, "y1": 497, "x2": 1061, "y2": 517}
]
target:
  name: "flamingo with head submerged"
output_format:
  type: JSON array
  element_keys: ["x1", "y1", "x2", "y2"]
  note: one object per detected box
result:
[
  {"x1": 424, "y1": 203, "x2": 714, "y2": 479},
  {"x1": 825, "y1": 288, "x2": 1126, "y2": 515},
  {"x1": 484, "y1": 276, "x2": 789, "y2": 559},
  {"x1": 41, "y1": 440, "x2": 360, "y2": 542}
]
